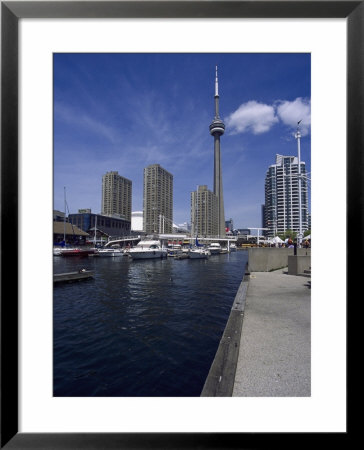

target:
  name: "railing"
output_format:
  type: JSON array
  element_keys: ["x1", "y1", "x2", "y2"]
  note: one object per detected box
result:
[{"x1": 107, "y1": 235, "x2": 141, "y2": 241}]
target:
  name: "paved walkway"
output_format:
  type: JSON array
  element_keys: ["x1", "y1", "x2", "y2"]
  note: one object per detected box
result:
[{"x1": 232, "y1": 270, "x2": 311, "y2": 397}]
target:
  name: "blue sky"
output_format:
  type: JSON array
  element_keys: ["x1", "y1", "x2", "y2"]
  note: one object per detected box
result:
[{"x1": 54, "y1": 53, "x2": 310, "y2": 229}]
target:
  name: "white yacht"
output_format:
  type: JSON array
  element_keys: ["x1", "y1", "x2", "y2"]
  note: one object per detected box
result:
[
  {"x1": 128, "y1": 240, "x2": 168, "y2": 260},
  {"x1": 96, "y1": 248, "x2": 124, "y2": 257},
  {"x1": 229, "y1": 243, "x2": 237, "y2": 252},
  {"x1": 207, "y1": 242, "x2": 222, "y2": 255}
]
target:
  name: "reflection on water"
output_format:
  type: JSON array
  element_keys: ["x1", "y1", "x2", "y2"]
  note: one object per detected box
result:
[{"x1": 53, "y1": 251, "x2": 248, "y2": 396}]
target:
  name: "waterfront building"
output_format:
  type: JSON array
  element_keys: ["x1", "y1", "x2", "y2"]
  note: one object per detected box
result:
[
  {"x1": 143, "y1": 164, "x2": 173, "y2": 234},
  {"x1": 225, "y1": 218, "x2": 234, "y2": 233},
  {"x1": 102, "y1": 171, "x2": 132, "y2": 221},
  {"x1": 264, "y1": 154, "x2": 309, "y2": 237},
  {"x1": 53, "y1": 210, "x2": 67, "y2": 222},
  {"x1": 210, "y1": 66, "x2": 226, "y2": 237},
  {"x1": 191, "y1": 185, "x2": 218, "y2": 237},
  {"x1": 234, "y1": 228, "x2": 251, "y2": 236},
  {"x1": 131, "y1": 211, "x2": 144, "y2": 232},
  {"x1": 69, "y1": 211, "x2": 131, "y2": 238},
  {"x1": 53, "y1": 221, "x2": 89, "y2": 245},
  {"x1": 261, "y1": 204, "x2": 267, "y2": 230}
]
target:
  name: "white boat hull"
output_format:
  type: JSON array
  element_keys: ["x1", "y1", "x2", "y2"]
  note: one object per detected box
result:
[
  {"x1": 97, "y1": 249, "x2": 124, "y2": 257},
  {"x1": 129, "y1": 249, "x2": 167, "y2": 260},
  {"x1": 189, "y1": 249, "x2": 209, "y2": 259},
  {"x1": 208, "y1": 243, "x2": 222, "y2": 255}
]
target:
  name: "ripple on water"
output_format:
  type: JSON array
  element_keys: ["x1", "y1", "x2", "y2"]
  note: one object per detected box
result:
[{"x1": 53, "y1": 251, "x2": 248, "y2": 396}]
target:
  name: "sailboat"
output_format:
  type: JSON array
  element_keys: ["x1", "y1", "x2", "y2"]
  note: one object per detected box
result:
[
  {"x1": 56, "y1": 188, "x2": 95, "y2": 257},
  {"x1": 189, "y1": 236, "x2": 210, "y2": 259}
]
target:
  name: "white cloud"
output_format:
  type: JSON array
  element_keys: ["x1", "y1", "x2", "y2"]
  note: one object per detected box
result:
[
  {"x1": 276, "y1": 97, "x2": 311, "y2": 136},
  {"x1": 226, "y1": 101, "x2": 278, "y2": 135},
  {"x1": 226, "y1": 97, "x2": 311, "y2": 136}
]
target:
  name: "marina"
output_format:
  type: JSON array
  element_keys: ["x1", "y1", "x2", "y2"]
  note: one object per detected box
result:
[{"x1": 53, "y1": 250, "x2": 248, "y2": 396}]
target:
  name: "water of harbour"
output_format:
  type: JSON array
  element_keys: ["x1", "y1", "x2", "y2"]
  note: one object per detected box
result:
[{"x1": 53, "y1": 250, "x2": 248, "y2": 397}]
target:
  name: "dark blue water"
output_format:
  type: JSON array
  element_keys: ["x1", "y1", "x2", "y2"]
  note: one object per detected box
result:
[{"x1": 53, "y1": 250, "x2": 248, "y2": 397}]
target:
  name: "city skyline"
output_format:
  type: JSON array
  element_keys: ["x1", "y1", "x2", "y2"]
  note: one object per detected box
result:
[{"x1": 54, "y1": 53, "x2": 311, "y2": 231}]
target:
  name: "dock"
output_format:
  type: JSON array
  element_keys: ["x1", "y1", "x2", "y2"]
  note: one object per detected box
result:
[
  {"x1": 201, "y1": 266, "x2": 311, "y2": 397},
  {"x1": 54, "y1": 270, "x2": 94, "y2": 284}
]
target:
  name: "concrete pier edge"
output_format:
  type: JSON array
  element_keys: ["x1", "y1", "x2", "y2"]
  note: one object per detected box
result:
[{"x1": 200, "y1": 265, "x2": 250, "y2": 396}]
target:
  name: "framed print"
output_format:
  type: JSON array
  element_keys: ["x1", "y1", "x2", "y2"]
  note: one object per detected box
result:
[{"x1": 1, "y1": 0, "x2": 357, "y2": 448}]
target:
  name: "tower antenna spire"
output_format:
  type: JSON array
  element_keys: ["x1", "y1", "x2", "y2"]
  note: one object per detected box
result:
[{"x1": 215, "y1": 65, "x2": 219, "y2": 97}]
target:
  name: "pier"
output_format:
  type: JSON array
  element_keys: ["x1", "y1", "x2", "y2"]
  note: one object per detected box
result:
[
  {"x1": 201, "y1": 266, "x2": 250, "y2": 396},
  {"x1": 54, "y1": 270, "x2": 94, "y2": 284},
  {"x1": 232, "y1": 268, "x2": 311, "y2": 396},
  {"x1": 201, "y1": 261, "x2": 311, "y2": 397}
]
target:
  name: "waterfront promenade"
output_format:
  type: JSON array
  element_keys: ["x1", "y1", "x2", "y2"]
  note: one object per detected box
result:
[{"x1": 232, "y1": 269, "x2": 311, "y2": 397}]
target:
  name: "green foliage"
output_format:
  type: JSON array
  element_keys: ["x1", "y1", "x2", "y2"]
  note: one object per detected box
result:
[
  {"x1": 304, "y1": 229, "x2": 311, "y2": 237},
  {"x1": 278, "y1": 229, "x2": 297, "y2": 241}
]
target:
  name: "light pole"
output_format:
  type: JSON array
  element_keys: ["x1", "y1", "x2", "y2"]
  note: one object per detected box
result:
[
  {"x1": 295, "y1": 121, "x2": 303, "y2": 248},
  {"x1": 248, "y1": 227, "x2": 269, "y2": 246}
]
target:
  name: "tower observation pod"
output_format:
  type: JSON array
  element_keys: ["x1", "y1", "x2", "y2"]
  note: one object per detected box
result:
[{"x1": 209, "y1": 66, "x2": 226, "y2": 237}]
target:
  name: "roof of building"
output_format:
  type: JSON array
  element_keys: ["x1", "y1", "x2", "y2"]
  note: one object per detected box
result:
[{"x1": 53, "y1": 221, "x2": 89, "y2": 236}]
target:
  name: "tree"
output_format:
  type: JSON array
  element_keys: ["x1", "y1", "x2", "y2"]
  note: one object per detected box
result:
[
  {"x1": 278, "y1": 229, "x2": 297, "y2": 241},
  {"x1": 304, "y1": 229, "x2": 311, "y2": 237}
]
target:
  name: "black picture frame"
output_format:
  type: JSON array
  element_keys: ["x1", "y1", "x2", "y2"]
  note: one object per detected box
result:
[{"x1": 1, "y1": 1, "x2": 356, "y2": 448}]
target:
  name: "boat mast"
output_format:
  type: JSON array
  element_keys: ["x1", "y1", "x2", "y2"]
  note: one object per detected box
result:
[
  {"x1": 63, "y1": 186, "x2": 66, "y2": 244},
  {"x1": 94, "y1": 214, "x2": 97, "y2": 246}
]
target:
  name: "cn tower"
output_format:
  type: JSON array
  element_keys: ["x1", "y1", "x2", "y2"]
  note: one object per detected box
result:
[{"x1": 209, "y1": 66, "x2": 226, "y2": 237}]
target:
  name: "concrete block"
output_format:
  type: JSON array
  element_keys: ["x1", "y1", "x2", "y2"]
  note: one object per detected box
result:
[
  {"x1": 248, "y1": 247, "x2": 311, "y2": 272},
  {"x1": 288, "y1": 255, "x2": 311, "y2": 275}
]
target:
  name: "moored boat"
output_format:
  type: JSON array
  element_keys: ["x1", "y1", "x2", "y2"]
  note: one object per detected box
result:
[
  {"x1": 96, "y1": 248, "x2": 124, "y2": 257},
  {"x1": 189, "y1": 247, "x2": 210, "y2": 259},
  {"x1": 167, "y1": 244, "x2": 183, "y2": 257},
  {"x1": 207, "y1": 242, "x2": 222, "y2": 255},
  {"x1": 60, "y1": 248, "x2": 96, "y2": 257},
  {"x1": 128, "y1": 240, "x2": 167, "y2": 260},
  {"x1": 229, "y1": 243, "x2": 237, "y2": 252}
]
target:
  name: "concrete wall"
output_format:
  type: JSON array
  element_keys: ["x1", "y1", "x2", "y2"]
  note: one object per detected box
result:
[
  {"x1": 248, "y1": 247, "x2": 311, "y2": 272},
  {"x1": 288, "y1": 255, "x2": 311, "y2": 275}
]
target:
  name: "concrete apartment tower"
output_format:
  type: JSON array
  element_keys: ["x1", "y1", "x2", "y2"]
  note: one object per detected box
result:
[
  {"x1": 143, "y1": 164, "x2": 173, "y2": 234},
  {"x1": 264, "y1": 154, "x2": 309, "y2": 237},
  {"x1": 191, "y1": 185, "x2": 218, "y2": 237},
  {"x1": 101, "y1": 171, "x2": 132, "y2": 221},
  {"x1": 209, "y1": 66, "x2": 226, "y2": 237}
]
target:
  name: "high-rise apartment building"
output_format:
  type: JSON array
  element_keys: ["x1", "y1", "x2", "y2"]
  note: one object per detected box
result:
[
  {"x1": 102, "y1": 171, "x2": 132, "y2": 221},
  {"x1": 143, "y1": 164, "x2": 173, "y2": 234},
  {"x1": 264, "y1": 154, "x2": 309, "y2": 237},
  {"x1": 191, "y1": 185, "x2": 218, "y2": 237},
  {"x1": 261, "y1": 204, "x2": 266, "y2": 230}
]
